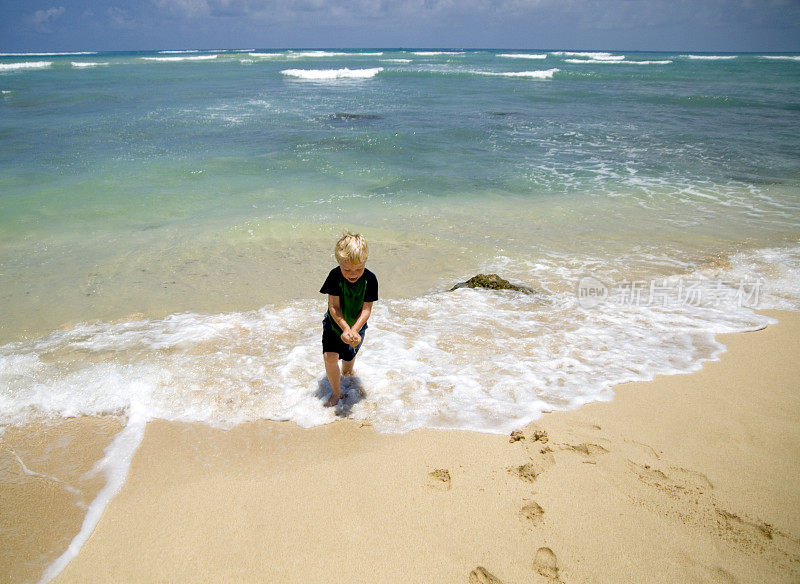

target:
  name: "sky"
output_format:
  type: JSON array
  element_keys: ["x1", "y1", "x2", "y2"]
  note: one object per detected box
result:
[{"x1": 1, "y1": 0, "x2": 800, "y2": 53}]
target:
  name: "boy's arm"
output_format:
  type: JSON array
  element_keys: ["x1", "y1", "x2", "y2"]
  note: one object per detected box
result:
[
  {"x1": 343, "y1": 302, "x2": 372, "y2": 346},
  {"x1": 350, "y1": 302, "x2": 373, "y2": 333},
  {"x1": 327, "y1": 295, "x2": 351, "y2": 335}
]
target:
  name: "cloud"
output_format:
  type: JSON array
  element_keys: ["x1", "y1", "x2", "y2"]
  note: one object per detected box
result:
[
  {"x1": 151, "y1": 0, "x2": 487, "y2": 20},
  {"x1": 30, "y1": 6, "x2": 66, "y2": 32},
  {"x1": 107, "y1": 6, "x2": 137, "y2": 28},
  {"x1": 152, "y1": 0, "x2": 258, "y2": 18}
]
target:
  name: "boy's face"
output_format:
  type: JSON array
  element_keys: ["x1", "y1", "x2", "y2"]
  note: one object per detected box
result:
[{"x1": 338, "y1": 258, "x2": 366, "y2": 283}]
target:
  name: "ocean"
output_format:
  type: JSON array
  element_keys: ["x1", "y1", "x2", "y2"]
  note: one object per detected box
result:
[{"x1": 0, "y1": 47, "x2": 799, "y2": 580}]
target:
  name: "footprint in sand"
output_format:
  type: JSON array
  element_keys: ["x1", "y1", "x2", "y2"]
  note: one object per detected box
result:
[
  {"x1": 534, "y1": 546, "x2": 559, "y2": 580},
  {"x1": 628, "y1": 460, "x2": 712, "y2": 494},
  {"x1": 510, "y1": 450, "x2": 555, "y2": 483},
  {"x1": 520, "y1": 502, "x2": 545, "y2": 526},
  {"x1": 512, "y1": 462, "x2": 542, "y2": 482},
  {"x1": 626, "y1": 459, "x2": 796, "y2": 564},
  {"x1": 531, "y1": 429, "x2": 549, "y2": 443},
  {"x1": 567, "y1": 442, "x2": 609, "y2": 458},
  {"x1": 469, "y1": 566, "x2": 504, "y2": 584},
  {"x1": 427, "y1": 468, "x2": 451, "y2": 491}
]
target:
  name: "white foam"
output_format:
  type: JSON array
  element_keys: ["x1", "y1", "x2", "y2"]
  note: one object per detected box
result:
[
  {"x1": 564, "y1": 59, "x2": 610, "y2": 64},
  {"x1": 760, "y1": 55, "x2": 800, "y2": 62},
  {"x1": 622, "y1": 60, "x2": 672, "y2": 65},
  {"x1": 718, "y1": 244, "x2": 800, "y2": 310},
  {"x1": 11, "y1": 450, "x2": 81, "y2": 496},
  {"x1": 287, "y1": 51, "x2": 348, "y2": 58},
  {"x1": 565, "y1": 59, "x2": 671, "y2": 65},
  {"x1": 681, "y1": 54, "x2": 738, "y2": 60},
  {"x1": 552, "y1": 51, "x2": 625, "y2": 61},
  {"x1": 382, "y1": 59, "x2": 412, "y2": 63},
  {"x1": 38, "y1": 410, "x2": 147, "y2": 584},
  {"x1": 479, "y1": 69, "x2": 559, "y2": 79},
  {"x1": 158, "y1": 50, "x2": 200, "y2": 54},
  {"x1": 140, "y1": 55, "x2": 219, "y2": 62},
  {"x1": 248, "y1": 52, "x2": 282, "y2": 58},
  {"x1": 354, "y1": 52, "x2": 384, "y2": 56},
  {"x1": 281, "y1": 67, "x2": 383, "y2": 80},
  {"x1": 71, "y1": 62, "x2": 109, "y2": 68},
  {"x1": 498, "y1": 53, "x2": 547, "y2": 59},
  {"x1": 0, "y1": 61, "x2": 52, "y2": 72},
  {"x1": 412, "y1": 51, "x2": 464, "y2": 56}
]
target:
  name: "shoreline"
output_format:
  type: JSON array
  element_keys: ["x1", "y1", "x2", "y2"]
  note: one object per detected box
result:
[{"x1": 2, "y1": 309, "x2": 799, "y2": 583}]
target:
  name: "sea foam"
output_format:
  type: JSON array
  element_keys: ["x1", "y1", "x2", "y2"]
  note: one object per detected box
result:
[
  {"x1": 565, "y1": 58, "x2": 671, "y2": 65},
  {"x1": 760, "y1": 55, "x2": 800, "y2": 61},
  {"x1": 71, "y1": 62, "x2": 109, "y2": 68},
  {"x1": 479, "y1": 69, "x2": 559, "y2": 79},
  {"x1": 412, "y1": 51, "x2": 465, "y2": 56},
  {"x1": 287, "y1": 51, "x2": 348, "y2": 58},
  {"x1": 681, "y1": 55, "x2": 738, "y2": 60},
  {"x1": 498, "y1": 53, "x2": 548, "y2": 59},
  {"x1": 0, "y1": 61, "x2": 52, "y2": 72},
  {"x1": 281, "y1": 67, "x2": 383, "y2": 80},
  {"x1": 141, "y1": 55, "x2": 219, "y2": 62},
  {"x1": 552, "y1": 51, "x2": 625, "y2": 61}
]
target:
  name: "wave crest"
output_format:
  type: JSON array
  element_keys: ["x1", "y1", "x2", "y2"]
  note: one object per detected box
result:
[
  {"x1": 680, "y1": 55, "x2": 738, "y2": 60},
  {"x1": 281, "y1": 67, "x2": 383, "y2": 80},
  {"x1": 0, "y1": 61, "x2": 52, "y2": 72},
  {"x1": 141, "y1": 55, "x2": 220, "y2": 62},
  {"x1": 498, "y1": 53, "x2": 547, "y2": 59}
]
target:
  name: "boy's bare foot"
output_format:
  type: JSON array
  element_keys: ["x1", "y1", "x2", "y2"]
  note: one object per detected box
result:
[{"x1": 324, "y1": 392, "x2": 341, "y2": 407}]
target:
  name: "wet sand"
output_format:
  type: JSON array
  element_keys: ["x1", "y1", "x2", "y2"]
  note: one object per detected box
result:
[
  {"x1": 3, "y1": 310, "x2": 799, "y2": 583},
  {"x1": 0, "y1": 417, "x2": 123, "y2": 584}
]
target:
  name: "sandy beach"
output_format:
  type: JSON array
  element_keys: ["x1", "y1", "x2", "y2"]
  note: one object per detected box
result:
[{"x1": 1, "y1": 309, "x2": 797, "y2": 583}]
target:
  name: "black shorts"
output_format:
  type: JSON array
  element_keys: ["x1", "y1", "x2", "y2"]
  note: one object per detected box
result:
[{"x1": 322, "y1": 317, "x2": 366, "y2": 361}]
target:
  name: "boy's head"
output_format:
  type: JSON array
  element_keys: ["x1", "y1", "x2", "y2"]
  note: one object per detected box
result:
[{"x1": 335, "y1": 232, "x2": 368, "y2": 283}]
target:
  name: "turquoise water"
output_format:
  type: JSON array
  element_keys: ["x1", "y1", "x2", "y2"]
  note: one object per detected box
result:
[
  {"x1": 2, "y1": 50, "x2": 799, "y2": 341},
  {"x1": 1, "y1": 49, "x2": 799, "y2": 433}
]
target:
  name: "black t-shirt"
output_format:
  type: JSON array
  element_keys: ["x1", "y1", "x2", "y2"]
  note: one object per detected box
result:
[{"x1": 320, "y1": 267, "x2": 378, "y2": 334}]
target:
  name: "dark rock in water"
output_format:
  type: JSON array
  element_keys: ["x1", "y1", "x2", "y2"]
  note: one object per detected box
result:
[
  {"x1": 330, "y1": 112, "x2": 381, "y2": 121},
  {"x1": 449, "y1": 273, "x2": 534, "y2": 294}
]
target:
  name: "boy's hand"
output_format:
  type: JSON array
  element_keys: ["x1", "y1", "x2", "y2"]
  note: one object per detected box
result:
[{"x1": 341, "y1": 330, "x2": 361, "y2": 347}]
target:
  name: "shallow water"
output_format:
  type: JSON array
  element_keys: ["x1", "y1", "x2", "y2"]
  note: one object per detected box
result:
[{"x1": 2, "y1": 48, "x2": 799, "y2": 431}]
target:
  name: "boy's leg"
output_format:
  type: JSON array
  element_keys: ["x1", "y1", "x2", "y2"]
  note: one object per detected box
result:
[
  {"x1": 323, "y1": 352, "x2": 342, "y2": 406},
  {"x1": 341, "y1": 356, "x2": 355, "y2": 376},
  {"x1": 341, "y1": 327, "x2": 363, "y2": 377}
]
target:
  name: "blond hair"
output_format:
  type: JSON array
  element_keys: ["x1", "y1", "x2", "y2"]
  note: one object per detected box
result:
[{"x1": 334, "y1": 231, "x2": 369, "y2": 265}]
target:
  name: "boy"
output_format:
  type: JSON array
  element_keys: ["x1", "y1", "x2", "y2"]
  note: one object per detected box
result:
[{"x1": 320, "y1": 232, "x2": 378, "y2": 407}]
